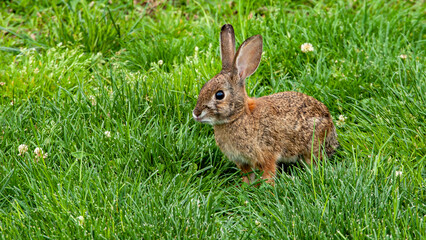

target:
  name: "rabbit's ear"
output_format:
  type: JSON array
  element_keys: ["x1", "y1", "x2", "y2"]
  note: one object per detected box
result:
[
  {"x1": 233, "y1": 35, "x2": 263, "y2": 83},
  {"x1": 220, "y1": 24, "x2": 236, "y2": 72}
]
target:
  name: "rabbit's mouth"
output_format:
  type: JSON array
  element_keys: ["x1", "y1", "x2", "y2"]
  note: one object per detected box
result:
[{"x1": 192, "y1": 110, "x2": 213, "y2": 125}]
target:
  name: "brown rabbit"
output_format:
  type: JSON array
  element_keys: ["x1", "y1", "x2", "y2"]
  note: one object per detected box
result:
[{"x1": 192, "y1": 24, "x2": 339, "y2": 184}]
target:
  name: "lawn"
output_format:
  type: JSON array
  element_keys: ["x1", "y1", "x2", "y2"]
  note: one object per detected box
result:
[{"x1": 0, "y1": 0, "x2": 425, "y2": 239}]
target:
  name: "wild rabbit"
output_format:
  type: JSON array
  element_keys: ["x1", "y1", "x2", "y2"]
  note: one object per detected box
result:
[{"x1": 193, "y1": 24, "x2": 339, "y2": 184}]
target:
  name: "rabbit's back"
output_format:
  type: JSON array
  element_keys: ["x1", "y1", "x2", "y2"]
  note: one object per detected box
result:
[{"x1": 258, "y1": 91, "x2": 331, "y2": 119}]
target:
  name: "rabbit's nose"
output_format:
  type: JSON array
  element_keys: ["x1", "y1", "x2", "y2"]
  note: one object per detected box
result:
[
  {"x1": 193, "y1": 108, "x2": 206, "y2": 122},
  {"x1": 192, "y1": 111, "x2": 200, "y2": 119},
  {"x1": 193, "y1": 108, "x2": 202, "y2": 118}
]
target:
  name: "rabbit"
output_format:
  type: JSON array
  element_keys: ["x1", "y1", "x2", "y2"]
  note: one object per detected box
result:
[{"x1": 192, "y1": 24, "x2": 339, "y2": 184}]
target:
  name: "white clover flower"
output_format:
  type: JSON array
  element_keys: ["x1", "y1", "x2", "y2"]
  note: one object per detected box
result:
[
  {"x1": 255, "y1": 220, "x2": 261, "y2": 226},
  {"x1": 301, "y1": 43, "x2": 314, "y2": 53},
  {"x1": 0, "y1": 82, "x2": 5, "y2": 86},
  {"x1": 194, "y1": 46, "x2": 199, "y2": 52},
  {"x1": 399, "y1": 54, "x2": 407, "y2": 59},
  {"x1": 89, "y1": 95, "x2": 96, "y2": 106},
  {"x1": 395, "y1": 171, "x2": 402, "y2": 177},
  {"x1": 18, "y1": 144, "x2": 28, "y2": 156},
  {"x1": 34, "y1": 147, "x2": 48, "y2": 161},
  {"x1": 104, "y1": 131, "x2": 111, "y2": 138},
  {"x1": 158, "y1": 60, "x2": 163, "y2": 66},
  {"x1": 336, "y1": 115, "x2": 347, "y2": 127},
  {"x1": 34, "y1": 147, "x2": 43, "y2": 156},
  {"x1": 76, "y1": 216, "x2": 85, "y2": 226},
  {"x1": 34, "y1": 147, "x2": 43, "y2": 157}
]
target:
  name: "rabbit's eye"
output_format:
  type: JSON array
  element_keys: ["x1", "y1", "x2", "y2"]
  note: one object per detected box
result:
[{"x1": 215, "y1": 91, "x2": 225, "y2": 100}]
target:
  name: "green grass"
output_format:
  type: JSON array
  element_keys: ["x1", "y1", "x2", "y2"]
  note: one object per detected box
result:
[{"x1": 0, "y1": 0, "x2": 425, "y2": 238}]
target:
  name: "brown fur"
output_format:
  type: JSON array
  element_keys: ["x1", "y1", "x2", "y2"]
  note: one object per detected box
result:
[{"x1": 192, "y1": 24, "x2": 339, "y2": 184}]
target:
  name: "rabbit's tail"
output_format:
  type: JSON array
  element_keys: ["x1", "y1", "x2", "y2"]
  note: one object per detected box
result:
[{"x1": 325, "y1": 125, "x2": 340, "y2": 157}]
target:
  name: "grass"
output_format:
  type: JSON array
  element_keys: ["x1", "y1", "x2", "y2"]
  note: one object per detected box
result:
[{"x1": 0, "y1": 0, "x2": 425, "y2": 238}]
